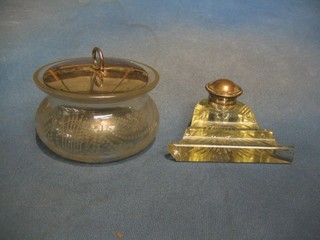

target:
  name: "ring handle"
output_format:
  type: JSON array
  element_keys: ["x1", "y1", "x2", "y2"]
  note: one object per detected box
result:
[
  {"x1": 92, "y1": 47, "x2": 104, "y2": 71},
  {"x1": 92, "y1": 72, "x2": 103, "y2": 88}
]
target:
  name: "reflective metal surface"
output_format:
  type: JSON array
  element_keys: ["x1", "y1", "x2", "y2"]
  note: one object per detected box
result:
[{"x1": 34, "y1": 48, "x2": 158, "y2": 103}]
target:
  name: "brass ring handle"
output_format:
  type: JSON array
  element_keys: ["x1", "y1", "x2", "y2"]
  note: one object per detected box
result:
[{"x1": 92, "y1": 47, "x2": 104, "y2": 71}]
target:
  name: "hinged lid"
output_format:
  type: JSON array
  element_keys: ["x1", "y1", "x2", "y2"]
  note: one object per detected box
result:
[
  {"x1": 205, "y1": 79, "x2": 243, "y2": 107},
  {"x1": 205, "y1": 79, "x2": 242, "y2": 98},
  {"x1": 34, "y1": 47, "x2": 159, "y2": 103}
]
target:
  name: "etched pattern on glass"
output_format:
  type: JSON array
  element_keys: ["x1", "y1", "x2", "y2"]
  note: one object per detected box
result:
[{"x1": 36, "y1": 96, "x2": 158, "y2": 162}]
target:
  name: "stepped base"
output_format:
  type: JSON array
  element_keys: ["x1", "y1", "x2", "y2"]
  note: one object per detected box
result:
[{"x1": 168, "y1": 128, "x2": 294, "y2": 163}]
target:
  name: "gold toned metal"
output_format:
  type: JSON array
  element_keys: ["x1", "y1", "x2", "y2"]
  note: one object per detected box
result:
[
  {"x1": 206, "y1": 79, "x2": 242, "y2": 98},
  {"x1": 34, "y1": 47, "x2": 159, "y2": 163},
  {"x1": 92, "y1": 47, "x2": 105, "y2": 71},
  {"x1": 167, "y1": 79, "x2": 294, "y2": 163},
  {"x1": 34, "y1": 51, "x2": 153, "y2": 103},
  {"x1": 206, "y1": 79, "x2": 242, "y2": 107}
]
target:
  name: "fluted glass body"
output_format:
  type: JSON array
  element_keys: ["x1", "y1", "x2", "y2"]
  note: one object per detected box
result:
[{"x1": 36, "y1": 94, "x2": 159, "y2": 163}]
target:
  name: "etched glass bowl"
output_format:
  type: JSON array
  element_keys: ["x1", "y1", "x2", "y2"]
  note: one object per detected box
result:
[{"x1": 34, "y1": 47, "x2": 159, "y2": 163}]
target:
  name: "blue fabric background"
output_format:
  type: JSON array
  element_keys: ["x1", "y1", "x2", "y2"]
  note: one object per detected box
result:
[{"x1": 1, "y1": 0, "x2": 320, "y2": 239}]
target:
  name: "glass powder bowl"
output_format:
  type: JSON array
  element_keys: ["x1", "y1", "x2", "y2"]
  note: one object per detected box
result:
[{"x1": 34, "y1": 47, "x2": 159, "y2": 163}]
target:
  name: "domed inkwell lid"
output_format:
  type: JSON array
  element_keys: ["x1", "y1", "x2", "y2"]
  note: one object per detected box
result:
[
  {"x1": 205, "y1": 79, "x2": 242, "y2": 106},
  {"x1": 206, "y1": 79, "x2": 242, "y2": 98},
  {"x1": 33, "y1": 47, "x2": 159, "y2": 103}
]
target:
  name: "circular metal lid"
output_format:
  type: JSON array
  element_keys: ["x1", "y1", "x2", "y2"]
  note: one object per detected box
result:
[
  {"x1": 34, "y1": 47, "x2": 159, "y2": 103},
  {"x1": 205, "y1": 79, "x2": 242, "y2": 98}
]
